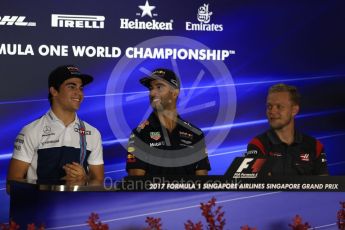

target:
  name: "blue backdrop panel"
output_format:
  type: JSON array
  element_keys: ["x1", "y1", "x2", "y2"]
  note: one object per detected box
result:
[{"x1": 1, "y1": 0, "x2": 345, "y2": 226}]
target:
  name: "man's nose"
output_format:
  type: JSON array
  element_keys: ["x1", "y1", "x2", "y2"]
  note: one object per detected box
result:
[
  {"x1": 75, "y1": 87, "x2": 84, "y2": 96},
  {"x1": 150, "y1": 88, "x2": 158, "y2": 97},
  {"x1": 268, "y1": 106, "x2": 278, "y2": 114}
]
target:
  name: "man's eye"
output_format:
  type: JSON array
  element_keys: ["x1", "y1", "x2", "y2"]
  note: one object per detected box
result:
[{"x1": 68, "y1": 85, "x2": 76, "y2": 90}]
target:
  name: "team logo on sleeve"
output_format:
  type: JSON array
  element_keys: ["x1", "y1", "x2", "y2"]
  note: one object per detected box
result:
[
  {"x1": 14, "y1": 137, "x2": 24, "y2": 151},
  {"x1": 127, "y1": 147, "x2": 135, "y2": 153},
  {"x1": 127, "y1": 153, "x2": 136, "y2": 163},
  {"x1": 320, "y1": 152, "x2": 327, "y2": 162},
  {"x1": 246, "y1": 150, "x2": 258, "y2": 155},
  {"x1": 150, "y1": 131, "x2": 161, "y2": 141}
]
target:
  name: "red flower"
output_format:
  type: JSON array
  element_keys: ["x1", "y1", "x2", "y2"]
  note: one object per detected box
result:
[
  {"x1": 144, "y1": 216, "x2": 162, "y2": 230},
  {"x1": 288, "y1": 215, "x2": 311, "y2": 230},
  {"x1": 337, "y1": 202, "x2": 345, "y2": 230},
  {"x1": 86, "y1": 212, "x2": 109, "y2": 230},
  {"x1": 240, "y1": 225, "x2": 257, "y2": 230}
]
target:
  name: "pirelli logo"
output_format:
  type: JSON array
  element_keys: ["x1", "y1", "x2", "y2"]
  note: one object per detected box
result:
[{"x1": 51, "y1": 14, "x2": 105, "y2": 29}]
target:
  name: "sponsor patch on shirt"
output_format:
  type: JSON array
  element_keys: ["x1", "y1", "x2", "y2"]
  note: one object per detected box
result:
[
  {"x1": 180, "y1": 139, "x2": 192, "y2": 145},
  {"x1": 150, "y1": 141, "x2": 164, "y2": 147},
  {"x1": 74, "y1": 128, "x2": 91, "y2": 135},
  {"x1": 150, "y1": 131, "x2": 161, "y2": 141},
  {"x1": 43, "y1": 126, "x2": 52, "y2": 134},
  {"x1": 320, "y1": 152, "x2": 327, "y2": 162},
  {"x1": 269, "y1": 152, "x2": 283, "y2": 157},
  {"x1": 300, "y1": 153, "x2": 310, "y2": 162},
  {"x1": 42, "y1": 133, "x2": 55, "y2": 137},
  {"x1": 15, "y1": 138, "x2": 24, "y2": 144},
  {"x1": 246, "y1": 150, "x2": 258, "y2": 155},
  {"x1": 41, "y1": 140, "x2": 59, "y2": 146},
  {"x1": 127, "y1": 153, "x2": 136, "y2": 163},
  {"x1": 179, "y1": 131, "x2": 193, "y2": 140},
  {"x1": 127, "y1": 147, "x2": 135, "y2": 153},
  {"x1": 14, "y1": 145, "x2": 21, "y2": 151}
]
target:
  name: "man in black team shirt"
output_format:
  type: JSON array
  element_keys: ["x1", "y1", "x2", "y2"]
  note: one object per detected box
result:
[
  {"x1": 246, "y1": 83, "x2": 328, "y2": 176},
  {"x1": 126, "y1": 68, "x2": 210, "y2": 176}
]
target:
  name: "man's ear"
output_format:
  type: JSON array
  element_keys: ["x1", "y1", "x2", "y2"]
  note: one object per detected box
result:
[
  {"x1": 49, "y1": 86, "x2": 58, "y2": 97},
  {"x1": 172, "y1": 89, "x2": 179, "y2": 99},
  {"x1": 292, "y1": 104, "x2": 299, "y2": 117}
]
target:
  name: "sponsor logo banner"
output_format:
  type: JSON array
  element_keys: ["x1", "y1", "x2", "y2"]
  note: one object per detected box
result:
[
  {"x1": 185, "y1": 4, "x2": 223, "y2": 32},
  {"x1": 120, "y1": 0, "x2": 174, "y2": 30},
  {"x1": 0, "y1": 16, "x2": 36, "y2": 26},
  {"x1": 51, "y1": 14, "x2": 105, "y2": 29}
]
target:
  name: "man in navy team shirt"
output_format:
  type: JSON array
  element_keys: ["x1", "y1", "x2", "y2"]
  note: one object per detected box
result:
[
  {"x1": 246, "y1": 83, "x2": 328, "y2": 176},
  {"x1": 126, "y1": 68, "x2": 210, "y2": 176}
]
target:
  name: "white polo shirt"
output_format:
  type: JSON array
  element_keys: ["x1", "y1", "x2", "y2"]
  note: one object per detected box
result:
[{"x1": 13, "y1": 110, "x2": 103, "y2": 180}]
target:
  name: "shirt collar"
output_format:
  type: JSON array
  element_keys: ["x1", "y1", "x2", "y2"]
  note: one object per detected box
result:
[
  {"x1": 47, "y1": 109, "x2": 79, "y2": 127},
  {"x1": 267, "y1": 128, "x2": 303, "y2": 145},
  {"x1": 148, "y1": 111, "x2": 181, "y2": 128}
]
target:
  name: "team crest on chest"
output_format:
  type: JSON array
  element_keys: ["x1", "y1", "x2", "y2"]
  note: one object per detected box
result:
[
  {"x1": 150, "y1": 131, "x2": 161, "y2": 141},
  {"x1": 300, "y1": 153, "x2": 310, "y2": 162}
]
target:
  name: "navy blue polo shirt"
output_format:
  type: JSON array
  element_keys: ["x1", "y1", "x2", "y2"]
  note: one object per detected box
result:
[
  {"x1": 126, "y1": 112, "x2": 211, "y2": 175},
  {"x1": 246, "y1": 129, "x2": 328, "y2": 176}
]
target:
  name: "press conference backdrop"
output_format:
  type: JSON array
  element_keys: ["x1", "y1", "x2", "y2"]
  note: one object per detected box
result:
[{"x1": 1, "y1": 0, "x2": 345, "y2": 227}]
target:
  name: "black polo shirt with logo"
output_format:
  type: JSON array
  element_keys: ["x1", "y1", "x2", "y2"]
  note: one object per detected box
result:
[
  {"x1": 246, "y1": 129, "x2": 328, "y2": 176},
  {"x1": 126, "y1": 112, "x2": 211, "y2": 175}
]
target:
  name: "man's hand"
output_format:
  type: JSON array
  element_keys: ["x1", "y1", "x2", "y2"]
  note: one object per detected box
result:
[
  {"x1": 195, "y1": 169, "x2": 208, "y2": 176},
  {"x1": 62, "y1": 162, "x2": 87, "y2": 181},
  {"x1": 128, "y1": 169, "x2": 146, "y2": 176}
]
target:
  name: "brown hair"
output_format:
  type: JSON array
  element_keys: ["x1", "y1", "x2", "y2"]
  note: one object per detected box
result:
[{"x1": 268, "y1": 83, "x2": 301, "y2": 105}]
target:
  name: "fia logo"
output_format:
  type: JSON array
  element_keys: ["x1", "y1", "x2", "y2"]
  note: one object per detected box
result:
[{"x1": 236, "y1": 158, "x2": 267, "y2": 173}]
